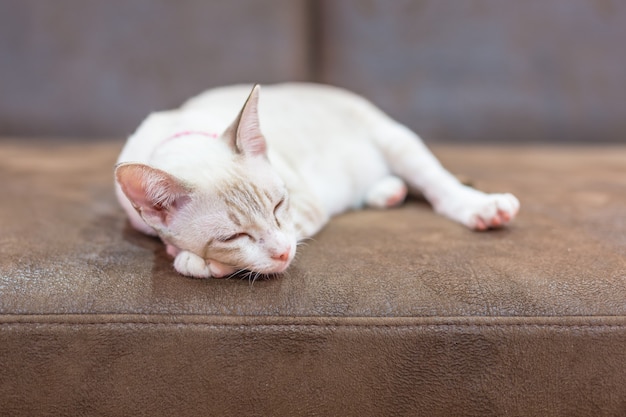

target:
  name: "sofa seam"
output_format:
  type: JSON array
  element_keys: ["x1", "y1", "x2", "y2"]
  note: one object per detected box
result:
[
  {"x1": 1, "y1": 322, "x2": 625, "y2": 329},
  {"x1": 2, "y1": 314, "x2": 625, "y2": 328}
]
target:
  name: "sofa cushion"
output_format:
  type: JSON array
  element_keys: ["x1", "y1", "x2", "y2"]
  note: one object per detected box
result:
[{"x1": 1, "y1": 140, "x2": 624, "y2": 416}]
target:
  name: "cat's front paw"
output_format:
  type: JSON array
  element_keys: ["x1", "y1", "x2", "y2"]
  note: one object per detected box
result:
[
  {"x1": 465, "y1": 192, "x2": 520, "y2": 231},
  {"x1": 173, "y1": 250, "x2": 212, "y2": 278}
]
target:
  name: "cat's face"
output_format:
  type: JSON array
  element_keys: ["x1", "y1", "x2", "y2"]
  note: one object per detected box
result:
[
  {"x1": 116, "y1": 84, "x2": 298, "y2": 278},
  {"x1": 164, "y1": 159, "x2": 297, "y2": 277}
]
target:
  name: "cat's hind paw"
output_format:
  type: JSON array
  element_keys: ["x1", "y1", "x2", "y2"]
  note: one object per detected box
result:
[
  {"x1": 467, "y1": 193, "x2": 520, "y2": 231},
  {"x1": 174, "y1": 250, "x2": 212, "y2": 278},
  {"x1": 365, "y1": 176, "x2": 408, "y2": 209}
]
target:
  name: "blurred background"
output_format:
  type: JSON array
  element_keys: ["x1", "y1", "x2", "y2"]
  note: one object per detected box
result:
[{"x1": 1, "y1": 0, "x2": 625, "y2": 143}]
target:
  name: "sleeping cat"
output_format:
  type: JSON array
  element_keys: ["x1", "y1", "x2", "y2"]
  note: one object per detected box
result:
[{"x1": 115, "y1": 83, "x2": 519, "y2": 278}]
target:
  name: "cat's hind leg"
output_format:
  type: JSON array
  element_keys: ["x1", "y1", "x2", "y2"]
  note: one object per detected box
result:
[
  {"x1": 435, "y1": 187, "x2": 520, "y2": 231},
  {"x1": 373, "y1": 123, "x2": 520, "y2": 230},
  {"x1": 364, "y1": 175, "x2": 408, "y2": 209}
]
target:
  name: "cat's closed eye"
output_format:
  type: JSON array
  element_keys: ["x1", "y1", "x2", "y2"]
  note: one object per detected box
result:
[
  {"x1": 273, "y1": 197, "x2": 288, "y2": 227},
  {"x1": 220, "y1": 233, "x2": 251, "y2": 242},
  {"x1": 274, "y1": 197, "x2": 286, "y2": 214}
]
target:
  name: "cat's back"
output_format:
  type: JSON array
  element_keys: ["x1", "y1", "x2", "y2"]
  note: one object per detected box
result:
[
  {"x1": 118, "y1": 83, "x2": 390, "y2": 167},
  {"x1": 184, "y1": 82, "x2": 374, "y2": 113},
  {"x1": 183, "y1": 83, "x2": 390, "y2": 136}
]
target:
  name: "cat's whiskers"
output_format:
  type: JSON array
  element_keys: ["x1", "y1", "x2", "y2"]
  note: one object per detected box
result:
[
  {"x1": 297, "y1": 236, "x2": 316, "y2": 246},
  {"x1": 292, "y1": 237, "x2": 315, "y2": 263},
  {"x1": 226, "y1": 268, "x2": 248, "y2": 280},
  {"x1": 281, "y1": 268, "x2": 293, "y2": 282},
  {"x1": 247, "y1": 271, "x2": 263, "y2": 287}
]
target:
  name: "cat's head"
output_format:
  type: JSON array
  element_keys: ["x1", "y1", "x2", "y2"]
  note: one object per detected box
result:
[{"x1": 116, "y1": 85, "x2": 297, "y2": 277}]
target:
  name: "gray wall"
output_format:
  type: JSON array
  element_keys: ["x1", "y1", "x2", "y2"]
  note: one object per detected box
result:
[{"x1": 1, "y1": 0, "x2": 625, "y2": 143}]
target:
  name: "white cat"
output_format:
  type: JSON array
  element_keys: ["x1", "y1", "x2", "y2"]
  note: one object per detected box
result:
[{"x1": 115, "y1": 83, "x2": 519, "y2": 278}]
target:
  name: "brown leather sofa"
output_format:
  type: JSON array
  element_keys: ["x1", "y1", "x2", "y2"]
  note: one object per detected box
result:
[
  {"x1": 1, "y1": 140, "x2": 624, "y2": 416},
  {"x1": 2, "y1": 1, "x2": 625, "y2": 415}
]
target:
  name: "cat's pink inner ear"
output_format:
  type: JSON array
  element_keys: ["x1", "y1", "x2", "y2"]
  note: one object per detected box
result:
[
  {"x1": 115, "y1": 163, "x2": 191, "y2": 226},
  {"x1": 222, "y1": 84, "x2": 267, "y2": 157},
  {"x1": 236, "y1": 85, "x2": 267, "y2": 157},
  {"x1": 116, "y1": 164, "x2": 152, "y2": 209}
]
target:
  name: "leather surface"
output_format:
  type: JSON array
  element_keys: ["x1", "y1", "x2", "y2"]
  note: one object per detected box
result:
[{"x1": 1, "y1": 141, "x2": 625, "y2": 416}]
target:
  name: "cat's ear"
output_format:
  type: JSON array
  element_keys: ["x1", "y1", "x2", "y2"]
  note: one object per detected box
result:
[
  {"x1": 223, "y1": 84, "x2": 267, "y2": 157},
  {"x1": 115, "y1": 163, "x2": 192, "y2": 230}
]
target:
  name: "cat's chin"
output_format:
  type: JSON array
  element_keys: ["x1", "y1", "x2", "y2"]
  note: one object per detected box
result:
[
  {"x1": 208, "y1": 261, "x2": 237, "y2": 278},
  {"x1": 262, "y1": 261, "x2": 291, "y2": 275},
  {"x1": 209, "y1": 260, "x2": 291, "y2": 278}
]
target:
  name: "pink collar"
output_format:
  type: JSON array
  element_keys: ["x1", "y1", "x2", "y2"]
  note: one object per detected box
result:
[
  {"x1": 159, "y1": 130, "x2": 219, "y2": 148},
  {"x1": 163, "y1": 130, "x2": 219, "y2": 143},
  {"x1": 151, "y1": 130, "x2": 219, "y2": 159}
]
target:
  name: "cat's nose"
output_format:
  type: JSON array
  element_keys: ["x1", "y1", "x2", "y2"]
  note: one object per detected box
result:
[{"x1": 271, "y1": 247, "x2": 291, "y2": 262}]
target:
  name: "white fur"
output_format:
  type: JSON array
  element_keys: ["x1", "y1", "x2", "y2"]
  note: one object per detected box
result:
[{"x1": 116, "y1": 83, "x2": 520, "y2": 277}]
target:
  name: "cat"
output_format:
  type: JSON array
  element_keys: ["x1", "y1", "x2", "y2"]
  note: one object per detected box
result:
[{"x1": 115, "y1": 83, "x2": 519, "y2": 278}]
